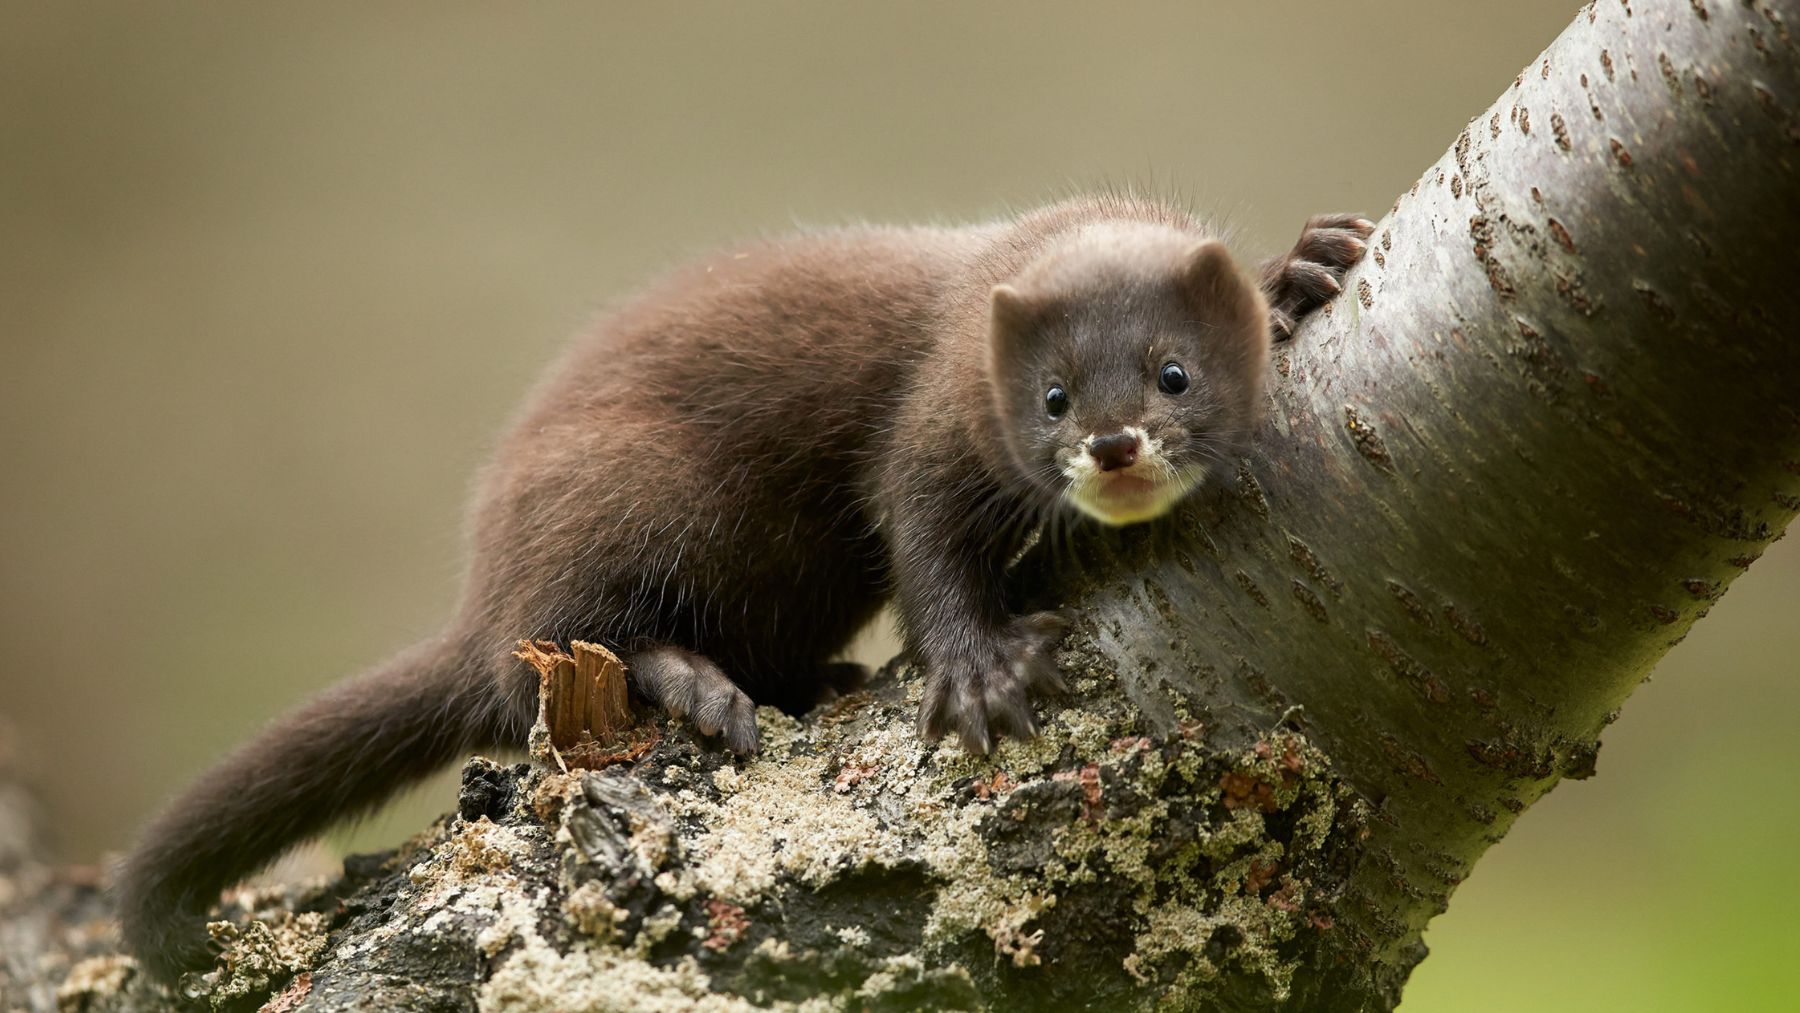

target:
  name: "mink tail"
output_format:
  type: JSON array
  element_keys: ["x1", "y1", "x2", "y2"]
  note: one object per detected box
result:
[{"x1": 116, "y1": 632, "x2": 510, "y2": 981}]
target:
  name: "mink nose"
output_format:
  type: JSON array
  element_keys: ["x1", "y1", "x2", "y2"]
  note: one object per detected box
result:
[{"x1": 1088, "y1": 432, "x2": 1139, "y2": 472}]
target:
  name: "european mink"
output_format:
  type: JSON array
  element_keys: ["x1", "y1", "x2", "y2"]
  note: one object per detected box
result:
[{"x1": 117, "y1": 193, "x2": 1370, "y2": 979}]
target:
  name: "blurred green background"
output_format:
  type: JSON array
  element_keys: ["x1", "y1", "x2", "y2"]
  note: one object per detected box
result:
[{"x1": 2, "y1": 2, "x2": 1794, "y2": 1008}]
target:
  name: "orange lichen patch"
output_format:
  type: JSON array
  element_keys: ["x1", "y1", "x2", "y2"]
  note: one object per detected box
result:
[
  {"x1": 1053, "y1": 764, "x2": 1104, "y2": 821},
  {"x1": 971, "y1": 770, "x2": 1016, "y2": 801},
  {"x1": 262, "y1": 971, "x2": 313, "y2": 1013},
  {"x1": 702, "y1": 898, "x2": 750, "y2": 951},
  {"x1": 1244, "y1": 859, "x2": 1281, "y2": 895},
  {"x1": 832, "y1": 760, "x2": 879, "y2": 794},
  {"x1": 1220, "y1": 770, "x2": 1278, "y2": 813},
  {"x1": 1280, "y1": 741, "x2": 1307, "y2": 776}
]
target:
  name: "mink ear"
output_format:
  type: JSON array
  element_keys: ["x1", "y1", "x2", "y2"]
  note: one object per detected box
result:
[
  {"x1": 1178, "y1": 239, "x2": 1272, "y2": 383},
  {"x1": 1176, "y1": 239, "x2": 1259, "y2": 323},
  {"x1": 988, "y1": 283, "x2": 1047, "y2": 369},
  {"x1": 990, "y1": 283, "x2": 1041, "y2": 338}
]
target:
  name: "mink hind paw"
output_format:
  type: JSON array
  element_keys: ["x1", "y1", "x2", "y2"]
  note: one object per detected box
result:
[
  {"x1": 1260, "y1": 212, "x2": 1375, "y2": 342},
  {"x1": 917, "y1": 611, "x2": 1070, "y2": 755},
  {"x1": 629, "y1": 646, "x2": 760, "y2": 754}
]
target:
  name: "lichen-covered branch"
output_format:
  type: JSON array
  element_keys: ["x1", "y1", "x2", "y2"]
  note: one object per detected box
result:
[
  {"x1": 11, "y1": 2, "x2": 1800, "y2": 1011},
  {"x1": 18, "y1": 666, "x2": 1376, "y2": 1013}
]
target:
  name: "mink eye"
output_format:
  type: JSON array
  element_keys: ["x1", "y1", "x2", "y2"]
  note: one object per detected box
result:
[
  {"x1": 1158, "y1": 362, "x2": 1190, "y2": 396},
  {"x1": 1044, "y1": 385, "x2": 1069, "y2": 420}
]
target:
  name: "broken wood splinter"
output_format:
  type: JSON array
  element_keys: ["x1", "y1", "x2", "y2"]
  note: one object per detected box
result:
[{"x1": 512, "y1": 639, "x2": 656, "y2": 770}]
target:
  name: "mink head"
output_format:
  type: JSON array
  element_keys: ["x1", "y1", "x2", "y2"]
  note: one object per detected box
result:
[{"x1": 987, "y1": 222, "x2": 1270, "y2": 526}]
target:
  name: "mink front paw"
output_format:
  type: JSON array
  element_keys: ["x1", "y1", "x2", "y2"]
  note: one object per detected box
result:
[
  {"x1": 917, "y1": 611, "x2": 1069, "y2": 754},
  {"x1": 1261, "y1": 212, "x2": 1375, "y2": 342}
]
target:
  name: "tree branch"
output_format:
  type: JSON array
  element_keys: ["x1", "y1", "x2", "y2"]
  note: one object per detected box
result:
[{"x1": 11, "y1": 1, "x2": 1798, "y2": 1010}]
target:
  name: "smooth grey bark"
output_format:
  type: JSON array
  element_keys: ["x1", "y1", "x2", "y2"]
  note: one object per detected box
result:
[
  {"x1": 1077, "y1": 0, "x2": 1800, "y2": 981},
  {"x1": 9, "y1": 1, "x2": 1799, "y2": 1010}
]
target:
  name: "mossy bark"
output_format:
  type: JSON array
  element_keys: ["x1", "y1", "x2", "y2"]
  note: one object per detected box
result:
[{"x1": 10, "y1": 2, "x2": 1800, "y2": 1011}]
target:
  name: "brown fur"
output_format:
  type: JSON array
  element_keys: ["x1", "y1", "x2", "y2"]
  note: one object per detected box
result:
[{"x1": 116, "y1": 194, "x2": 1367, "y2": 979}]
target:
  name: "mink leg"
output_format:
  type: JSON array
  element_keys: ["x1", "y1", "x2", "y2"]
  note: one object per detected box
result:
[
  {"x1": 1259, "y1": 212, "x2": 1375, "y2": 342},
  {"x1": 916, "y1": 610, "x2": 1070, "y2": 754},
  {"x1": 628, "y1": 646, "x2": 759, "y2": 754}
]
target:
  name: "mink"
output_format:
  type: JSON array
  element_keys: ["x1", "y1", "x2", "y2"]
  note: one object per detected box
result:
[{"x1": 116, "y1": 193, "x2": 1369, "y2": 979}]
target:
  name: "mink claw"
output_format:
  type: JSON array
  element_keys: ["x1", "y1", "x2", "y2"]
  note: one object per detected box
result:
[
  {"x1": 984, "y1": 691, "x2": 1040, "y2": 740},
  {"x1": 723, "y1": 694, "x2": 760, "y2": 756},
  {"x1": 1260, "y1": 210, "x2": 1374, "y2": 338},
  {"x1": 956, "y1": 717, "x2": 995, "y2": 756},
  {"x1": 1305, "y1": 211, "x2": 1376, "y2": 238}
]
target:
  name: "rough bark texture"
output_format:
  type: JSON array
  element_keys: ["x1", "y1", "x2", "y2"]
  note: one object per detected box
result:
[{"x1": 7, "y1": 1, "x2": 1799, "y2": 1010}]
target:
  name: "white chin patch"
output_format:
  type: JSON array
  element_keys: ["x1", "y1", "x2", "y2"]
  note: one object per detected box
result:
[{"x1": 1060, "y1": 427, "x2": 1206, "y2": 526}]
